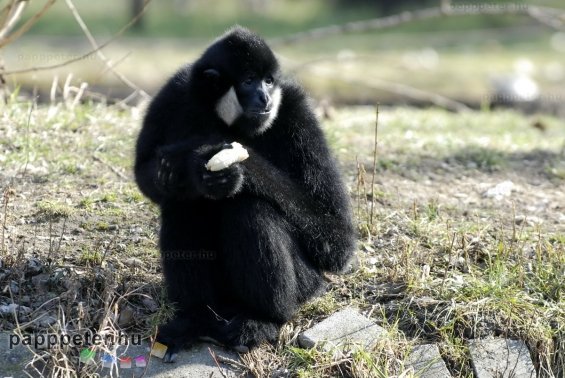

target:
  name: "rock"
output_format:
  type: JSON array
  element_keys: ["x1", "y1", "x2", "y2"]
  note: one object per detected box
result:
[
  {"x1": 341, "y1": 253, "x2": 359, "y2": 274},
  {"x1": 514, "y1": 215, "x2": 544, "y2": 226},
  {"x1": 19, "y1": 295, "x2": 31, "y2": 305},
  {"x1": 0, "y1": 332, "x2": 45, "y2": 377},
  {"x1": 0, "y1": 303, "x2": 31, "y2": 315},
  {"x1": 298, "y1": 307, "x2": 386, "y2": 350},
  {"x1": 468, "y1": 338, "x2": 536, "y2": 378},
  {"x1": 130, "y1": 226, "x2": 143, "y2": 234},
  {"x1": 37, "y1": 313, "x2": 58, "y2": 328},
  {"x1": 117, "y1": 306, "x2": 135, "y2": 328},
  {"x1": 124, "y1": 257, "x2": 144, "y2": 268},
  {"x1": 4, "y1": 281, "x2": 19, "y2": 294},
  {"x1": 483, "y1": 181, "x2": 514, "y2": 200},
  {"x1": 271, "y1": 368, "x2": 291, "y2": 377},
  {"x1": 99, "y1": 342, "x2": 244, "y2": 377},
  {"x1": 31, "y1": 273, "x2": 49, "y2": 293},
  {"x1": 0, "y1": 334, "x2": 244, "y2": 378},
  {"x1": 405, "y1": 344, "x2": 451, "y2": 378},
  {"x1": 26, "y1": 258, "x2": 43, "y2": 275},
  {"x1": 141, "y1": 297, "x2": 159, "y2": 312}
]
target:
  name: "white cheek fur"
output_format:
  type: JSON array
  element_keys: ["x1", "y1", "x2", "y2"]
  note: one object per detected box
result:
[
  {"x1": 215, "y1": 85, "x2": 282, "y2": 132},
  {"x1": 216, "y1": 86, "x2": 243, "y2": 125}
]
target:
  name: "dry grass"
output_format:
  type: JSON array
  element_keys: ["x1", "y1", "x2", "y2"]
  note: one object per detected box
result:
[{"x1": 0, "y1": 99, "x2": 564, "y2": 377}]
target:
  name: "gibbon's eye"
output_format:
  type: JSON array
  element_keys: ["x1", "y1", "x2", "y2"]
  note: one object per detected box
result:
[
  {"x1": 243, "y1": 76, "x2": 254, "y2": 86},
  {"x1": 265, "y1": 75, "x2": 274, "y2": 86}
]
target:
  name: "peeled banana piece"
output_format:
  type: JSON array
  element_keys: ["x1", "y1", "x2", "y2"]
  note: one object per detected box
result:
[{"x1": 205, "y1": 142, "x2": 249, "y2": 171}]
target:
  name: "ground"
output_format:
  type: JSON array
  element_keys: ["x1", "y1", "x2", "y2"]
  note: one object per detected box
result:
[{"x1": 0, "y1": 101, "x2": 563, "y2": 377}]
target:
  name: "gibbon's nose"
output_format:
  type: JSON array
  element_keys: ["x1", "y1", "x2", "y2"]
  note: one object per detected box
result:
[
  {"x1": 259, "y1": 91, "x2": 272, "y2": 112},
  {"x1": 258, "y1": 90, "x2": 268, "y2": 106}
]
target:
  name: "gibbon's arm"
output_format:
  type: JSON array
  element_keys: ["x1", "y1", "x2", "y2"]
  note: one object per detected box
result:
[
  {"x1": 242, "y1": 141, "x2": 355, "y2": 273},
  {"x1": 134, "y1": 102, "x2": 217, "y2": 204},
  {"x1": 135, "y1": 77, "x2": 186, "y2": 204},
  {"x1": 135, "y1": 128, "x2": 229, "y2": 204},
  {"x1": 135, "y1": 138, "x2": 200, "y2": 204},
  {"x1": 134, "y1": 118, "x2": 169, "y2": 204}
]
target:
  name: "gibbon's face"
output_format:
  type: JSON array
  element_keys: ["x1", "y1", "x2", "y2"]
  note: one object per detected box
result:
[{"x1": 215, "y1": 72, "x2": 282, "y2": 135}]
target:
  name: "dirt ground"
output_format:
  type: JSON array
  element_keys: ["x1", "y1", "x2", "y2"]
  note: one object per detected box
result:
[{"x1": 0, "y1": 103, "x2": 563, "y2": 376}]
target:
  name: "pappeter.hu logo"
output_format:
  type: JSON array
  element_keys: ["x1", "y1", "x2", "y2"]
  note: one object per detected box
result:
[
  {"x1": 161, "y1": 249, "x2": 217, "y2": 260},
  {"x1": 8, "y1": 330, "x2": 141, "y2": 350}
]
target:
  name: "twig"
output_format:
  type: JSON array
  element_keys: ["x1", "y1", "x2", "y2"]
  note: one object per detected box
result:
[
  {"x1": 440, "y1": 227, "x2": 457, "y2": 296},
  {"x1": 216, "y1": 354, "x2": 247, "y2": 370},
  {"x1": 64, "y1": 0, "x2": 149, "y2": 99},
  {"x1": 69, "y1": 82, "x2": 88, "y2": 108},
  {"x1": 92, "y1": 154, "x2": 129, "y2": 180},
  {"x1": 55, "y1": 217, "x2": 67, "y2": 260},
  {"x1": 0, "y1": 2, "x2": 18, "y2": 27},
  {"x1": 208, "y1": 347, "x2": 228, "y2": 378},
  {"x1": 139, "y1": 326, "x2": 159, "y2": 378},
  {"x1": 63, "y1": 73, "x2": 73, "y2": 101},
  {"x1": 0, "y1": 0, "x2": 56, "y2": 49},
  {"x1": 21, "y1": 102, "x2": 33, "y2": 176},
  {"x1": 1, "y1": 187, "x2": 14, "y2": 255},
  {"x1": 95, "y1": 51, "x2": 132, "y2": 81},
  {"x1": 0, "y1": 0, "x2": 28, "y2": 41},
  {"x1": 528, "y1": 6, "x2": 565, "y2": 30},
  {"x1": 328, "y1": 72, "x2": 470, "y2": 112},
  {"x1": 0, "y1": 0, "x2": 153, "y2": 76},
  {"x1": 284, "y1": 52, "x2": 471, "y2": 111},
  {"x1": 369, "y1": 105, "x2": 379, "y2": 229},
  {"x1": 355, "y1": 156, "x2": 361, "y2": 219},
  {"x1": 49, "y1": 75, "x2": 58, "y2": 103}
]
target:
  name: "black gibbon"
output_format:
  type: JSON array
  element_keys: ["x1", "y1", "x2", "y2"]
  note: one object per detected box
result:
[{"x1": 134, "y1": 26, "x2": 355, "y2": 362}]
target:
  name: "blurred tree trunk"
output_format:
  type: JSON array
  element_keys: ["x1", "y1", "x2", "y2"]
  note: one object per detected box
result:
[{"x1": 130, "y1": 0, "x2": 145, "y2": 31}]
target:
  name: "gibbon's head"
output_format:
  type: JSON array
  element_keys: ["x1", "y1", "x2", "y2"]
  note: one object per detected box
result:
[{"x1": 194, "y1": 26, "x2": 283, "y2": 135}]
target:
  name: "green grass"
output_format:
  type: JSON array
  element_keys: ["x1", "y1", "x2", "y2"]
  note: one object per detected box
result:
[
  {"x1": 0, "y1": 100, "x2": 564, "y2": 376},
  {"x1": 35, "y1": 200, "x2": 75, "y2": 219}
]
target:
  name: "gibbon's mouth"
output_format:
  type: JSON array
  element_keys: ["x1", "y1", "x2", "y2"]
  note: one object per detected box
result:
[{"x1": 248, "y1": 110, "x2": 272, "y2": 116}]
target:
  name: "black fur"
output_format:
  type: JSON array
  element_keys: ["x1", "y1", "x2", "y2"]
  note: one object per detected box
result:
[{"x1": 134, "y1": 26, "x2": 355, "y2": 362}]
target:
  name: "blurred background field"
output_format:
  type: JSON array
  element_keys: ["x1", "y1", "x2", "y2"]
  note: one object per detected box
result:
[{"x1": 3, "y1": 0, "x2": 565, "y2": 108}]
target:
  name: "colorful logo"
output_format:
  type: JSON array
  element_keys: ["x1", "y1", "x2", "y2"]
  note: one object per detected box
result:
[{"x1": 80, "y1": 349, "x2": 148, "y2": 369}]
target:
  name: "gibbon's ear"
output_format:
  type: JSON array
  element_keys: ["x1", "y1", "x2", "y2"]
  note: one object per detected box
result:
[
  {"x1": 202, "y1": 68, "x2": 221, "y2": 91},
  {"x1": 203, "y1": 68, "x2": 220, "y2": 80}
]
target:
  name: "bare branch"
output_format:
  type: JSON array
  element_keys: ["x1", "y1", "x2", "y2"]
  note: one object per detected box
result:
[
  {"x1": 92, "y1": 154, "x2": 129, "y2": 181},
  {"x1": 0, "y1": 0, "x2": 27, "y2": 41},
  {"x1": 64, "y1": 0, "x2": 149, "y2": 99},
  {"x1": 528, "y1": 6, "x2": 565, "y2": 30},
  {"x1": 337, "y1": 73, "x2": 470, "y2": 112},
  {"x1": 0, "y1": 2, "x2": 18, "y2": 26},
  {"x1": 0, "y1": 0, "x2": 56, "y2": 49},
  {"x1": 286, "y1": 55, "x2": 470, "y2": 112},
  {"x1": 0, "y1": 0, "x2": 153, "y2": 77},
  {"x1": 271, "y1": 5, "x2": 565, "y2": 45}
]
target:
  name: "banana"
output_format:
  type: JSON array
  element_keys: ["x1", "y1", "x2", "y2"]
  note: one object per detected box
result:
[{"x1": 205, "y1": 142, "x2": 249, "y2": 171}]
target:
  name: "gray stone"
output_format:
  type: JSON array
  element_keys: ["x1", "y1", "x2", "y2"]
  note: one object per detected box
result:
[
  {"x1": 405, "y1": 344, "x2": 451, "y2": 378},
  {"x1": 468, "y1": 338, "x2": 536, "y2": 378},
  {"x1": 0, "y1": 333, "x2": 45, "y2": 377},
  {"x1": 98, "y1": 342, "x2": 244, "y2": 377},
  {"x1": 298, "y1": 307, "x2": 386, "y2": 350},
  {"x1": 0, "y1": 332, "x2": 244, "y2": 378}
]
